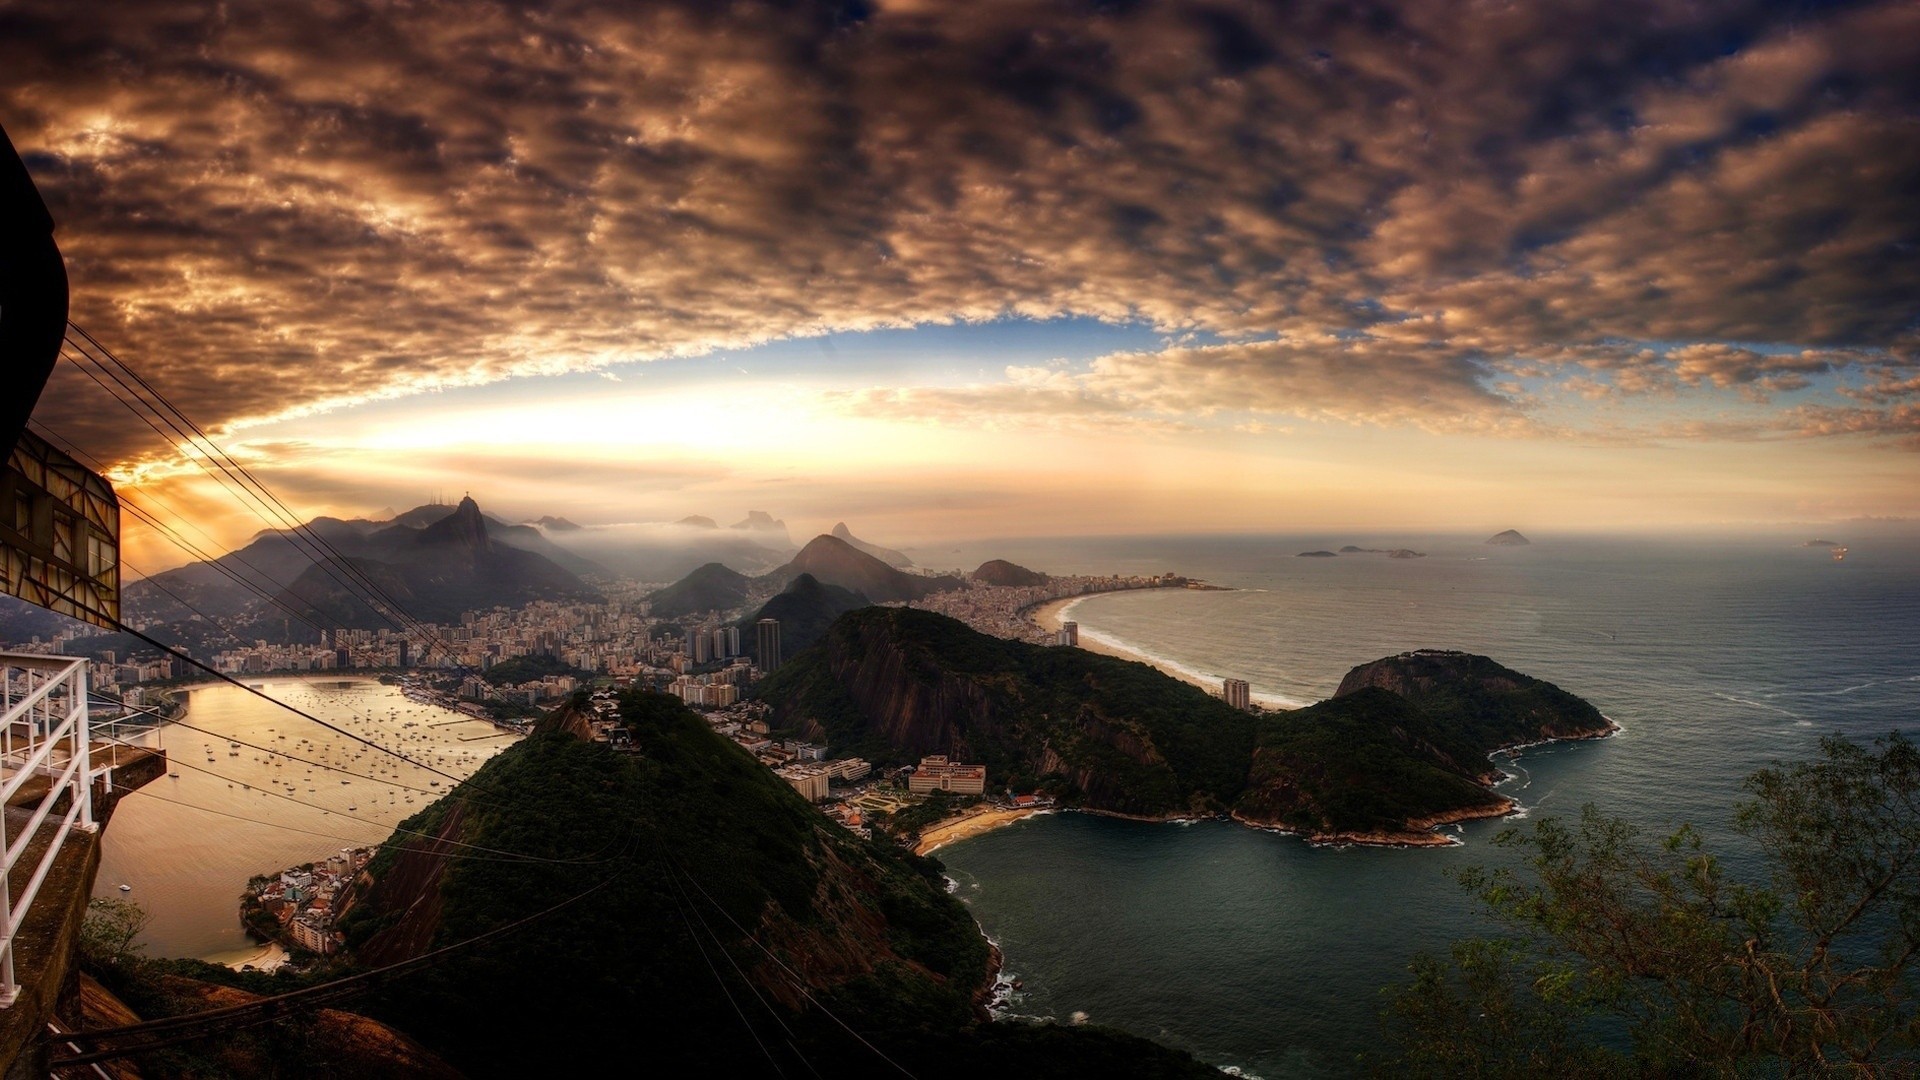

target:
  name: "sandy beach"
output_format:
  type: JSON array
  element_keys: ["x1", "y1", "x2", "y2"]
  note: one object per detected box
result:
[
  {"x1": 1027, "y1": 595, "x2": 1221, "y2": 696},
  {"x1": 914, "y1": 806, "x2": 1042, "y2": 855}
]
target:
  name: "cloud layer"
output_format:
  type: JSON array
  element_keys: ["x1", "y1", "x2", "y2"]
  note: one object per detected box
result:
[{"x1": 4, "y1": 0, "x2": 1917, "y2": 461}]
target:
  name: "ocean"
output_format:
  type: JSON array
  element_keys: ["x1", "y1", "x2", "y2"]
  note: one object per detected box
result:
[{"x1": 929, "y1": 529, "x2": 1920, "y2": 1077}]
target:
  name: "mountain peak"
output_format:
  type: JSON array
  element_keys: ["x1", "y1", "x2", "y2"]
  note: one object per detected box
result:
[
  {"x1": 772, "y1": 535, "x2": 957, "y2": 602},
  {"x1": 421, "y1": 495, "x2": 489, "y2": 549},
  {"x1": 827, "y1": 522, "x2": 913, "y2": 568}
]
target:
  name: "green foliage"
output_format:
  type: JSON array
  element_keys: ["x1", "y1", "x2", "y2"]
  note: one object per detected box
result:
[
  {"x1": 1240, "y1": 688, "x2": 1508, "y2": 837},
  {"x1": 761, "y1": 609, "x2": 1605, "y2": 837},
  {"x1": 758, "y1": 607, "x2": 1258, "y2": 817},
  {"x1": 737, "y1": 572, "x2": 869, "y2": 660},
  {"x1": 79, "y1": 896, "x2": 150, "y2": 970},
  {"x1": 1380, "y1": 732, "x2": 1920, "y2": 1075},
  {"x1": 886, "y1": 792, "x2": 981, "y2": 839},
  {"x1": 344, "y1": 691, "x2": 1066, "y2": 1075},
  {"x1": 646, "y1": 561, "x2": 751, "y2": 618}
]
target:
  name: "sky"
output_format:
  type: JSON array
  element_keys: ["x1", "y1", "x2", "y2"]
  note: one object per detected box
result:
[{"x1": 4, "y1": 0, "x2": 1918, "y2": 571}]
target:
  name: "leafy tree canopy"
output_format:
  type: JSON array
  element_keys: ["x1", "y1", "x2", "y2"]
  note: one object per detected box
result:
[{"x1": 1381, "y1": 732, "x2": 1920, "y2": 1077}]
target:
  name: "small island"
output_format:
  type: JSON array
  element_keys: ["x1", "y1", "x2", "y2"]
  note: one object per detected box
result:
[
  {"x1": 1485, "y1": 528, "x2": 1531, "y2": 545},
  {"x1": 1297, "y1": 550, "x2": 1339, "y2": 557},
  {"x1": 1333, "y1": 545, "x2": 1427, "y2": 558}
]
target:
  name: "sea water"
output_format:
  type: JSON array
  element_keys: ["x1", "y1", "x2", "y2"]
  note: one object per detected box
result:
[
  {"x1": 931, "y1": 529, "x2": 1920, "y2": 1077},
  {"x1": 94, "y1": 677, "x2": 510, "y2": 962}
]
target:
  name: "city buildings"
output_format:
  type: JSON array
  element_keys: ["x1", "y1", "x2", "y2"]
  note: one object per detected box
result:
[
  {"x1": 1223, "y1": 677, "x2": 1251, "y2": 711},
  {"x1": 776, "y1": 762, "x2": 830, "y2": 802},
  {"x1": 756, "y1": 618, "x2": 781, "y2": 671},
  {"x1": 908, "y1": 754, "x2": 987, "y2": 795}
]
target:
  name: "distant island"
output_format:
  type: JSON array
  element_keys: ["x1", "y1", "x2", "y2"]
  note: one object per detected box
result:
[
  {"x1": 1336, "y1": 545, "x2": 1426, "y2": 558},
  {"x1": 1485, "y1": 529, "x2": 1531, "y2": 545},
  {"x1": 1297, "y1": 550, "x2": 1338, "y2": 557},
  {"x1": 1802, "y1": 538, "x2": 1842, "y2": 547}
]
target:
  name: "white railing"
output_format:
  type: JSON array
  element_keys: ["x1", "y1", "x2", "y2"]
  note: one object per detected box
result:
[{"x1": 0, "y1": 653, "x2": 96, "y2": 1008}]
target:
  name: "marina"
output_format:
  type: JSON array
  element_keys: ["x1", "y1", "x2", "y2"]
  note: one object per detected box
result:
[{"x1": 93, "y1": 676, "x2": 514, "y2": 962}]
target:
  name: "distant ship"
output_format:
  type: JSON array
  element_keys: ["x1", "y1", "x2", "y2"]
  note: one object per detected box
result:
[{"x1": 1833, "y1": 546, "x2": 1848, "y2": 562}]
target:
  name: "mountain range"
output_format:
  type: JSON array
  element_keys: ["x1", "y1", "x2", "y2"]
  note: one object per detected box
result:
[
  {"x1": 272, "y1": 497, "x2": 600, "y2": 628},
  {"x1": 645, "y1": 531, "x2": 961, "y2": 628},
  {"x1": 831, "y1": 521, "x2": 913, "y2": 567}
]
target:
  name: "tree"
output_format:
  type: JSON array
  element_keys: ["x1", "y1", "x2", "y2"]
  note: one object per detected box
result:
[
  {"x1": 1381, "y1": 732, "x2": 1920, "y2": 1076},
  {"x1": 80, "y1": 896, "x2": 151, "y2": 970}
]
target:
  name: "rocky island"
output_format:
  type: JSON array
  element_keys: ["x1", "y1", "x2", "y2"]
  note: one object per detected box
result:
[
  {"x1": 1485, "y1": 528, "x2": 1532, "y2": 545},
  {"x1": 756, "y1": 608, "x2": 1615, "y2": 845}
]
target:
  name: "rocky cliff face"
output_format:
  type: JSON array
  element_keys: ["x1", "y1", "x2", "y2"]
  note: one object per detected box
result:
[
  {"x1": 809, "y1": 617, "x2": 1003, "y2": 758},
  {"x1": 762, "y1": 608, "x2": 1245, "y2": 817}
]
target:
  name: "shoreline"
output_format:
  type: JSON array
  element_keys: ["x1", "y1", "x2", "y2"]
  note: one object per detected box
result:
[
  {"x1": 914, "y1": 806, "x2": 1045, "y2": 856},
  {"x1": 1027, "y1": 593, "x2": 1304, "y2": 710},
  {"x1": 1027, "y1": 595, "x2": 1224, "y2": 697}
]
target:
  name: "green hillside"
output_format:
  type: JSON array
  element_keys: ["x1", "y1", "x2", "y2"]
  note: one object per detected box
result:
[{"x1": 338, "y1": 691, "x2": 1222, "y2": 1077}]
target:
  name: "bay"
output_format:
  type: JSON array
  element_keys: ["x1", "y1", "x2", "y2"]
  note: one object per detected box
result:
[
  {"x1": 94, "y1": 677, "x2": 513, "y2": 962},
  {"x1": 934, "y1": 529, "x2": 1920, "y2": 1077}
]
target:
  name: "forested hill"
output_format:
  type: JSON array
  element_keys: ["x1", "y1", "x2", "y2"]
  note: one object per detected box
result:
[
  {"x1": 757, "y1": 606, "x2": 1260, "y2": 816},
  {"x1": 335, "y1": 691, "x2": 1222, "y2": 1077},
  {"x1": 756, "y1": 608, "x2": 1615, "y2": 844}
]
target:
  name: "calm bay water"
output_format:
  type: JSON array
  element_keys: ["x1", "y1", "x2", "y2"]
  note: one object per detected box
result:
[
  {"x1": 933, "y1": 530, "x2": 1920, "y2": 1077},
  {"x1": 95, "y1": 678, "x2": 510, "y2": 965}
]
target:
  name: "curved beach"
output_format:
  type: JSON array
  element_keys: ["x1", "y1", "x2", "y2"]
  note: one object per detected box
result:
[
  {"x1": 915, "y1": 806, "x2": 1043, "y2": 856},
  {"x1": 1028, "y1": 595, "x2": 1219, "y2": 695}
]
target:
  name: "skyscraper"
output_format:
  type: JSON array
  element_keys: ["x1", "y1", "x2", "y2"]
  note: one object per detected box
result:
[
  {"x1": 687, "y1": 628, "x2": 712, "y2": 664},
  {"x1": 1223, "y1": 678, "x2": 1251, "y2": 711},
  {"x1": 757, "y1": 618, "x2": 782, "y2": 672},
  {"x1": 1061, "y1": 621, "x2": 1079, "y2": 646}
]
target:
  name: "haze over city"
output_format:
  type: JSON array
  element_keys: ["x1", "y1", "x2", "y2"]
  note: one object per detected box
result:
[{"x1": 4, "y1": 0, "x2": 1917, "y2": 571}]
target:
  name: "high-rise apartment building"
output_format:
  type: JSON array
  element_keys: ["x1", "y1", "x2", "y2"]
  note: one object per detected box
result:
[
  {"x1": 757, "y1": 618, "x2": 782, "y2": 672},
  {"x1": 1223, "y1": 677, "x2": 1251, "y2": 711}
]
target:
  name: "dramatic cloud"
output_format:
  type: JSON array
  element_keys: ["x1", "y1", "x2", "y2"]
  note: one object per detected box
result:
[{"x1": 3, "y1": 0, "x2": 1916, "y2": 464}]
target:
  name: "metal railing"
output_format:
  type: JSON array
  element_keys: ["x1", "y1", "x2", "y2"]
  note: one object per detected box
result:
[{"x1": 0, "y1": 653, "x2": 96, "y2": 1007}]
